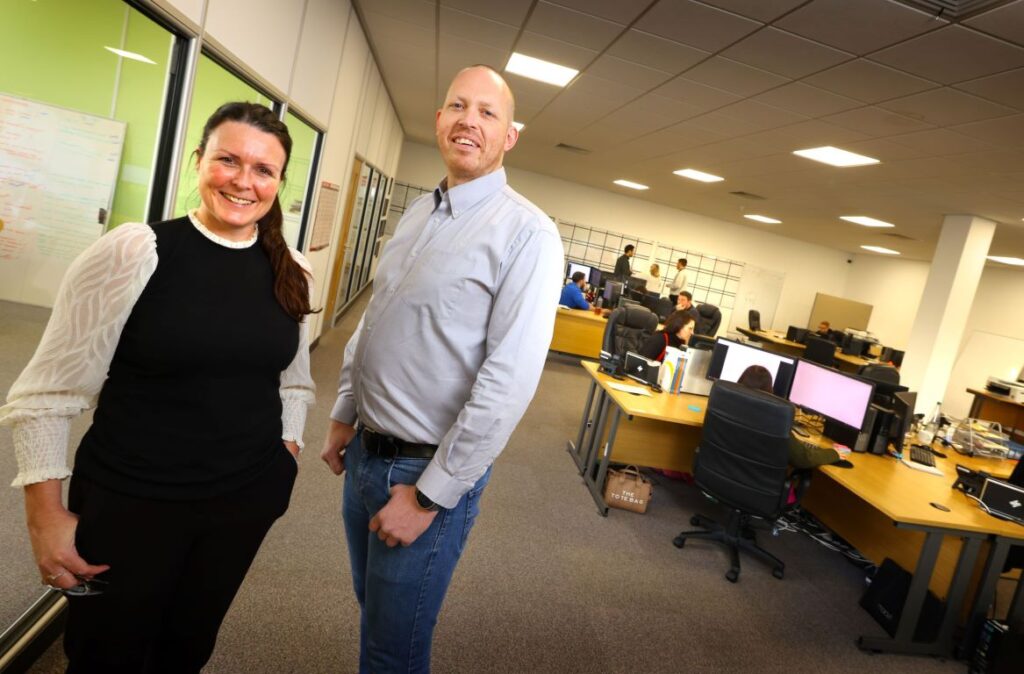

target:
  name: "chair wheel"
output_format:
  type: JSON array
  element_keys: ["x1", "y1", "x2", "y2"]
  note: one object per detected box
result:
[
  {"x1": 726, "y1": 568, "x2": 739, "y2": 583},
  {"x1": 773, "y1": 567, "x2": 784, "y2": 580},
  {"x1": 690, "y1": 515, "x2": 701, "y2": 526},
  {"x1": 673, "y1": 536, "x2": 685, "y2": 548}
]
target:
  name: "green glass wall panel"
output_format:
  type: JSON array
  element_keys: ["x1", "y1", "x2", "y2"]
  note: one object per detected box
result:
[{"x1": 281, "y1": 111, "x2": 319, "y2": 249}]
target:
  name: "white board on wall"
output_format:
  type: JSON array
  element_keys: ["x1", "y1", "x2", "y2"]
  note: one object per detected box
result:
[
  {"x1": 0, "y1": 94, "x2": 125, "y2": 308},
  {"x1": 729, "y1": 264, "x2": 785, "y2": 334}
]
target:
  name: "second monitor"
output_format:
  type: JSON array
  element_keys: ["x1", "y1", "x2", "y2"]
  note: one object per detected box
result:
[
  {"x1": 788, "y1": 359, "x2": 875, "y2": 432},
  {"x1": 707, "y1": 338, "x2": 796, "y2": 397}
]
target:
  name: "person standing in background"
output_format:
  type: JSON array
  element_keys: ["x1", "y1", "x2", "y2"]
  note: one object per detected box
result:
[
  {"x1": 669, "y1": 258, "x2": 688, "y2": 304},
  {"x1": 320, "y1": 65, "x2": 563, "y2": 673},
  {"x1": 614, "y1": 244, "x2": 635, "y2": 280}
]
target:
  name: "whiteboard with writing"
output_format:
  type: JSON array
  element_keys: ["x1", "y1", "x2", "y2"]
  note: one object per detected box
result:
[{"x1": 0, "y1": 94, "x2": 126, "y2": 307}]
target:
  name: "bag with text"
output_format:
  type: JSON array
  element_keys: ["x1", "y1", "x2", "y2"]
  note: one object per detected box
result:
[{"x1": 603, "y1": 465, "x2": 653, "y2": 513}]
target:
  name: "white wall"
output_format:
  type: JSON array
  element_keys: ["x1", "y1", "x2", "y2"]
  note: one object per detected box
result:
[
  {"x1": 842, "y1": 254, "x2": 929, "y2": 350},
  {"x1": 396, "y1": 140, "x2": 851, "y2": 335}
]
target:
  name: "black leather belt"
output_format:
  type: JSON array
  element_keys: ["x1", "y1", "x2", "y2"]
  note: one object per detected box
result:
[{"x1": 360, "y1": 427, "x2": 437, "y2": 459}]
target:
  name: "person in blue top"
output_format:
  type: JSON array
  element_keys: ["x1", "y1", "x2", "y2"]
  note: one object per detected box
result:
[{"x1": 559, "y1": 271, "x2": 591, "y2": 310}]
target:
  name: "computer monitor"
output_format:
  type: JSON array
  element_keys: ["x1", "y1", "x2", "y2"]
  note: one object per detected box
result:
[
  {"x1": 603, "y1": 280, "x2": 623, "y2": 306},
  {"x1": 786, "y1": 326, "x2": 809, "y2": 344},
  {"x1": 588, "y1": 268, "x2": 603, "y2": 289},
  {"x1": 889, "y1": 390, "x2": 918, "y2": 453},
  {"x1": 788, "y1": 359, "x2": 875, "y2": 430},
  {"x1": 706, "y1": 337, "x2": 797, "y2": 397},
  {"x1": 566, "y1": 261, "x2": 591, "y2": 281}
]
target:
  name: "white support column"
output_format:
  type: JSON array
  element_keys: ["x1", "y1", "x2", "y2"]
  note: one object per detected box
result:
[{"x1": 901, "y1": 215, "x2": 995, "y2": 413}]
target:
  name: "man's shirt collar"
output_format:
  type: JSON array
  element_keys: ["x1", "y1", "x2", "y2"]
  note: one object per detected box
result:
[{"x1": 433, "y1": 168, "x2": 507, "y2": 218}]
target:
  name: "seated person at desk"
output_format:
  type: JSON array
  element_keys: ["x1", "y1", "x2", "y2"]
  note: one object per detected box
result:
[
  {"x1": 736, "y1": 365, "x2": 849, "y2": 470},
  {"x1": 675, "y1": 291, "x2": 700, "y2": 322},
  {"x1": 637, "y1": 310, "x2": 695, "y2": 362},
  {"x1": 816, "y1": 320, "x2": 842, "y2": 343},
  {"x1": 558, "y1": 271, "x2": 591, "y2": 310}
]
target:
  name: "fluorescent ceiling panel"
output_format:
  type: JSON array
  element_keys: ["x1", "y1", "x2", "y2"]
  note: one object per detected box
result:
[
  {"x1": 861, "y1": 245, "x2": 900, "y2": 255},
  {"x1": 744, "y1": 214, "x2": 782, "y2": 224},
  {"x1": 841, "y1": 215, "x2": 895, "y2": 228},
  {"x1": 614, "y1": 179, "x2": 649, "y2": 190},
  {"x1": 506, "y1": 52, "x2": 578, "y2": 86},
  {"x1": 793, "y1": 146, "x2": 880, "y2": 167},
  {"x1": 673, "y1": 168, "x2": 724, "y2": 183},
  {"x1": 987, "y1": 255, "x2": 1024, "y2": 266}
]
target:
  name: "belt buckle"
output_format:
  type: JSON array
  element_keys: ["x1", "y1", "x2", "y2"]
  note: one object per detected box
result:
[{"x1": 364, "y1": 428, "x2": 399, "y2": 459}]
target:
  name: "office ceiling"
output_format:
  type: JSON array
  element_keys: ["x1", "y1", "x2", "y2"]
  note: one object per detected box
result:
[{"x1": 353, "y1": 0, "x2": 1024, "y2": 263}]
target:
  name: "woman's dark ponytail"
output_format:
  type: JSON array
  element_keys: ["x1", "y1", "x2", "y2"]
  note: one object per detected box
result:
[{"x1": 197, "y1": 102, "x2": 318, "y2": 321}]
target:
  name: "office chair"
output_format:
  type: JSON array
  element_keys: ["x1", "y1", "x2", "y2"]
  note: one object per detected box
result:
[
  {"x1": 652, "y1": 297, "x2": 675, "y2": 322},
  {"x1": 748, "y1": 309, "x2": 761, "y2": 331},
  {"x1": 694, "y1": 304, "x2": 722, "y2": 337},
  {"x1": 858, "y1": 363, "x2": 899, "y2": 385},
  {"x1": 803, "y1": 336, "x2": 836, "y2": 368},
  {"x1": 688, "y1": 334, "x2": 716, "y2": 351},
  {"x1": 880, "y1": 347, "x2": 905, "y2": 368},
  {"x1": 673, "y1": 381, "x2": 795, "y2": 582},
  {"x1": 601, "y1": 306, "x2": 658, "y2": 371}
]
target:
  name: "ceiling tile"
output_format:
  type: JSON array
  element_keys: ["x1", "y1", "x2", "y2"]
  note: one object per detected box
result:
[
  {"x1": 689, "y1": 110, "x2": 774, "y2": 137},
  {"x1": 803, "y1": 59, "x2": 936, "y2": 103},
  {"x1": 529, "y1": 87, "x2": 622, "y2": 130},
  {"x1": 440, "y1": 0, "x2": 533, "y2": 26},
  {"x1": 526, "y1": 2, "x2": 625, "y2": 51},
  {"x1": 696, "y1": 0, "x2": 807, "y2": 23},
  {"x1": 631, "y1": 93, "x2": 707, "y2": 124},
  {"x1": 653, "y1": 77, "x2": 741, "y2": 109},
  {"x1": 682, "y1": 56, "x2": 789, "y2": 97},
  {"x1": 606, "y1": 29, "x2": 709, "y2": 74},
  {"x1": 514, "y1": 31, "x2": 598, "y2": 70},
  {"x1": 547, "y1": 0, "x2": 651, "y2": 24},
  {"x1": 616, "y1": 122, "x2": 726, "y2": 163},
  {"x1": 955, "y1": 67, "x2": 1024, "y2": 110},
  {"x1": 952, "y1": 113, "x2": 1024, "y2": 147},
  {"x1": 878, "y1": 87, "x2": 1016, "y2": 128},
  {"x1": 585, "y1": 54, "x2": 674, "y2": 90},
  {"x1": 822, "y1": 106, "x2": 934, "y2": 137},
  {"x1": 502, "y1": 72, "x2": 571, "y2": 113},
  {"x1": 363, "y1": 11, "x2": 435, "y2": 52},
  {"x1": 840, "y1": 137, "x2": 927, "y2": 162},
  {"x1": 715, "y1": 99, "x2": 809, "y2": 131},
  {"x1": 963, "y1": 0, "x2": 1024, "y2": 47},
  {"x1": 721, "y1": 27, "x2": 852, "y2": 79},
  {"x1": 775, "y1": 0, "x2": 944, "y2": 54},
  {"x1": 870, "y1": 25, "x2": 1024, "y2": 85},
  {"x1": 567, "y1": 73, "x2": 646, "y2": 104},
  {"x1": 887, "y1": 128, "x2": 998, "y2": 155},
  {"x1": 753, "y1": 82, "x2": 862, "y2": 117},
  {"x1": 439, "y1": 7, "x2": 518, "y2": 52},
  {"x1": 633, "y1": 0, "x2": 762, "y2": 53},
  {"x1": 359, "y1": 0, "x2": 435, "y2": 25}
]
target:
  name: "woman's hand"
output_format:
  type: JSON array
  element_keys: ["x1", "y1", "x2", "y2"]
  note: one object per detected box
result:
[
  {"x1": 283, "y1": 440, "x2": 300, "y2": 461},
  {"x1": 24, "y1": 480, "x2": 109, "y2": 589}
]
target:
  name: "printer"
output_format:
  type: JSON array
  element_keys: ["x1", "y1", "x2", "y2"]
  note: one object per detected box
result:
[
  {"x1": 986, "y1": 365, "x2": 1024, "y2": 403},
  {"x1": 843, "y1": 327, "x2": 880, "y2": 344}
]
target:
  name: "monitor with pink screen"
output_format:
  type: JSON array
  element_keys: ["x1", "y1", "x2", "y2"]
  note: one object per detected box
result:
[{"x1": 787, "y1": 359, "x2": 875, "y2": 429}]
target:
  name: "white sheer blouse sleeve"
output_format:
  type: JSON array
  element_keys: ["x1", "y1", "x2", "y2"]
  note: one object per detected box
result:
[
  {"x1": 0, "y1": 223, "x2": 158, "y2": 487},
  {"x1": 279, "y1": 249, "x2": 316, "y2": 450}
]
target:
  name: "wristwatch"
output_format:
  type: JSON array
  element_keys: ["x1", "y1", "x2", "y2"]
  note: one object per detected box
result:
[{"x1": 415, "y1": 487, "x2": 442, "y2": 512}]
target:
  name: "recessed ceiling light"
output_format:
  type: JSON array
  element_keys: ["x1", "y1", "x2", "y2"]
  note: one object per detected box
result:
[
  {"x1": 744, "y1": 215, "x2": 781, "y2": 224},
  {"x1": 987, "y1": 255, "x2": 1024, "y2": 266},
  {"x1": 673, "y1": 168, "x2": 724, "y2": 183},
  {"x1": 512, "y1": 121, "x2": 524, "y2": 132},
  {"x1": 840, "y1": 216, "x2": 895, "y2": 228},
  {"x1": 613, "y1": 179, "x2": 648, "y2": 191},
  {"x1": 505, "y1": 52, "x2": 578, "y2": 87},
  {"x1": 104, "y1": 46, "x2": 156, "y2": 64},
  {"x1": 860, "y1": 245, "x2": 900, "y2": 255},
  {"x1": 793, "y1": 146, "x2": 879, "y2": 167}
]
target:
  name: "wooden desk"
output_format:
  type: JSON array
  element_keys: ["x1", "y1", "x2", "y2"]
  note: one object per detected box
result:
[
  {"x1": 739, "y1": 328, "x2": 882, "y2": 374},
  {"x1": 550, "y1": 308, "x2": 606, "y2": 359},
  {"x1": 967, "y1": 387, "x2": 1024, "y2": 444},
  {"x1": 566, "y1": 365, "x2": 1022, "y2": 657}
]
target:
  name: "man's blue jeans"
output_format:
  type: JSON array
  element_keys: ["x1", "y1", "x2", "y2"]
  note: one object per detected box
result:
[{"x1": 342, "y1": 433, "x2": 491, "y2": 673}]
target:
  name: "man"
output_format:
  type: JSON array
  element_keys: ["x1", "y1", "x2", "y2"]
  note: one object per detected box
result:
[
  {"x1": 614, "y1": 244, "x2": 634, "y2": 280},
  {"x1": 668, "y1": 258, "x2": 687, "y2": 304},
  {"x1": 675, "y1": 291, "x2": 699, "y2": 323},
  {"x1": 559, "y1": 271, "x2": 591, "y2": 310},
  {"x1": 320, "y1": 65, "x2": 562, "y2": 673}
]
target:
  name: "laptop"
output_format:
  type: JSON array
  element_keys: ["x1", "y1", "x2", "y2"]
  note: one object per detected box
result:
[
  {"x1": 624, "y1": 351, "x2": 661, "y2": 387},
  {"x1": 979, "y1": 478, "x2": 1024, "y2": 524}
]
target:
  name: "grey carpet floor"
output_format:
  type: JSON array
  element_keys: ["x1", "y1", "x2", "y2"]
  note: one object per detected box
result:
[{"x1": 9, "y1": 292, "x2": 980, "y2": 672}]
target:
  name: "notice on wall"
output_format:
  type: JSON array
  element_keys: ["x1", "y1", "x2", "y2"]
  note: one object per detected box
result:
[
  {"x1": 308, "y1": 180, "x2": 339, "y2": 252},
  {"x1": 0, "y1": 93, "x2": 126, "y2": 307}
]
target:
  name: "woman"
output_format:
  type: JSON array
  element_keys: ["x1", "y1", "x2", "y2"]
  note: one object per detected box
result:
[
  {"x1": 638, "y1": 310, "x2": 695, "y2": 362},
  {"x1": 0, "y1": 102, "x2": 315, "y2": 672}
]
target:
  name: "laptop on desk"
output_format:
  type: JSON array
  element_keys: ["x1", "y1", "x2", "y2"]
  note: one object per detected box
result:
[
  {"x1": 624, "y1": 351, "x2": 661, "y2": 387},
  {"x1": 979, "y1": 478, "x2": 1024, "y2": 524}
]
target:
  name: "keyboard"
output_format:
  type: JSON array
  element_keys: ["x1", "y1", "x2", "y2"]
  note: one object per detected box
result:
[
  {"x1": 900, "y1": 456, "x2": 943, "y2": 476},
  {"x1": 910, "y1": 446, "x2": 936, "y2": 467}
]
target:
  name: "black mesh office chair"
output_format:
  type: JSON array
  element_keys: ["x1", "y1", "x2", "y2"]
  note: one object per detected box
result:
[
  {"x1": 694, "y1": 304, "x2": 722, "y2": 337},
  {"x1": 652, "y1": 297, "x2": 675, "y2": 321},
  {"x1": 880, "y1": 346, "x2": 905, "y2": 368},
  {"x1": 858, "y1": 363, "x2": 900, "y2": 386},
  {"x1": 689, "y1": 334, "x2": 716, "y2": 351},
  {"x1": 748, "y1": 309, "x2": 761, "y2": 331},
  {"x1": 673, "y1": 381, "x2": 795, "y2": 582},
  {"x1": 803, "y1": 336, "x2": 836, "y2": 368},
  {"x1": 600, "y1": 306, "x2": 658, "y2": 373}
]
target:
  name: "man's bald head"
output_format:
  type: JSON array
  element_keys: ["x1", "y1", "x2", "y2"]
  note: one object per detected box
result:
[{"x1": 447, "y1": 65, "x2": 515, "y2": 122}]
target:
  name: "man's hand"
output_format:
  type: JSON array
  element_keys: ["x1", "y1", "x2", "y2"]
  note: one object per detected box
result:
[
  {"x1": 25, "y1": 480, "x2": 110, "y2": 589},
  {"x1": 321, "y1": 420, "x2": 356, "y2": 475},
  {"x1": 369, "y1": 484, "x2": 438, "y2": 547}
]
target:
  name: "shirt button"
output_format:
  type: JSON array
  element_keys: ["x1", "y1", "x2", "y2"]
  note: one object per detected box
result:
[{"x1": 387, "y1": 287, "x2": 396, "y2": 295}]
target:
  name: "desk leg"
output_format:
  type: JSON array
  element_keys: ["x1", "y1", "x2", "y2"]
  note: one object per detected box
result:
[
  {"x1": 1007, "y1": 556, "x2": 1024, "y2": 632},
  {"x1": 858, "y1": 529, "x2": 943, "y2": 656},
  {"x1": 960, "y1": 536, "x2": 1013, "y2": 659},
  {"x1": 566, "y1": 380, "x2": 598, "y2": 473},
  {"x1": 584, "y1": 406, "x2": 623, "y2": 517},
  {"x1": 934, "y1": 535, "x2": 982, "y2": 651},
  {"x1": 582, "y1": 393, "x2": 609, "y2": 480}
]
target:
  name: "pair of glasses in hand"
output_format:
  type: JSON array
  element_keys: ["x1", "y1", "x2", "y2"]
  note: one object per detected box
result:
[{"x1": 59, "y1": 577, "x2": 109, "y2": 597}]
